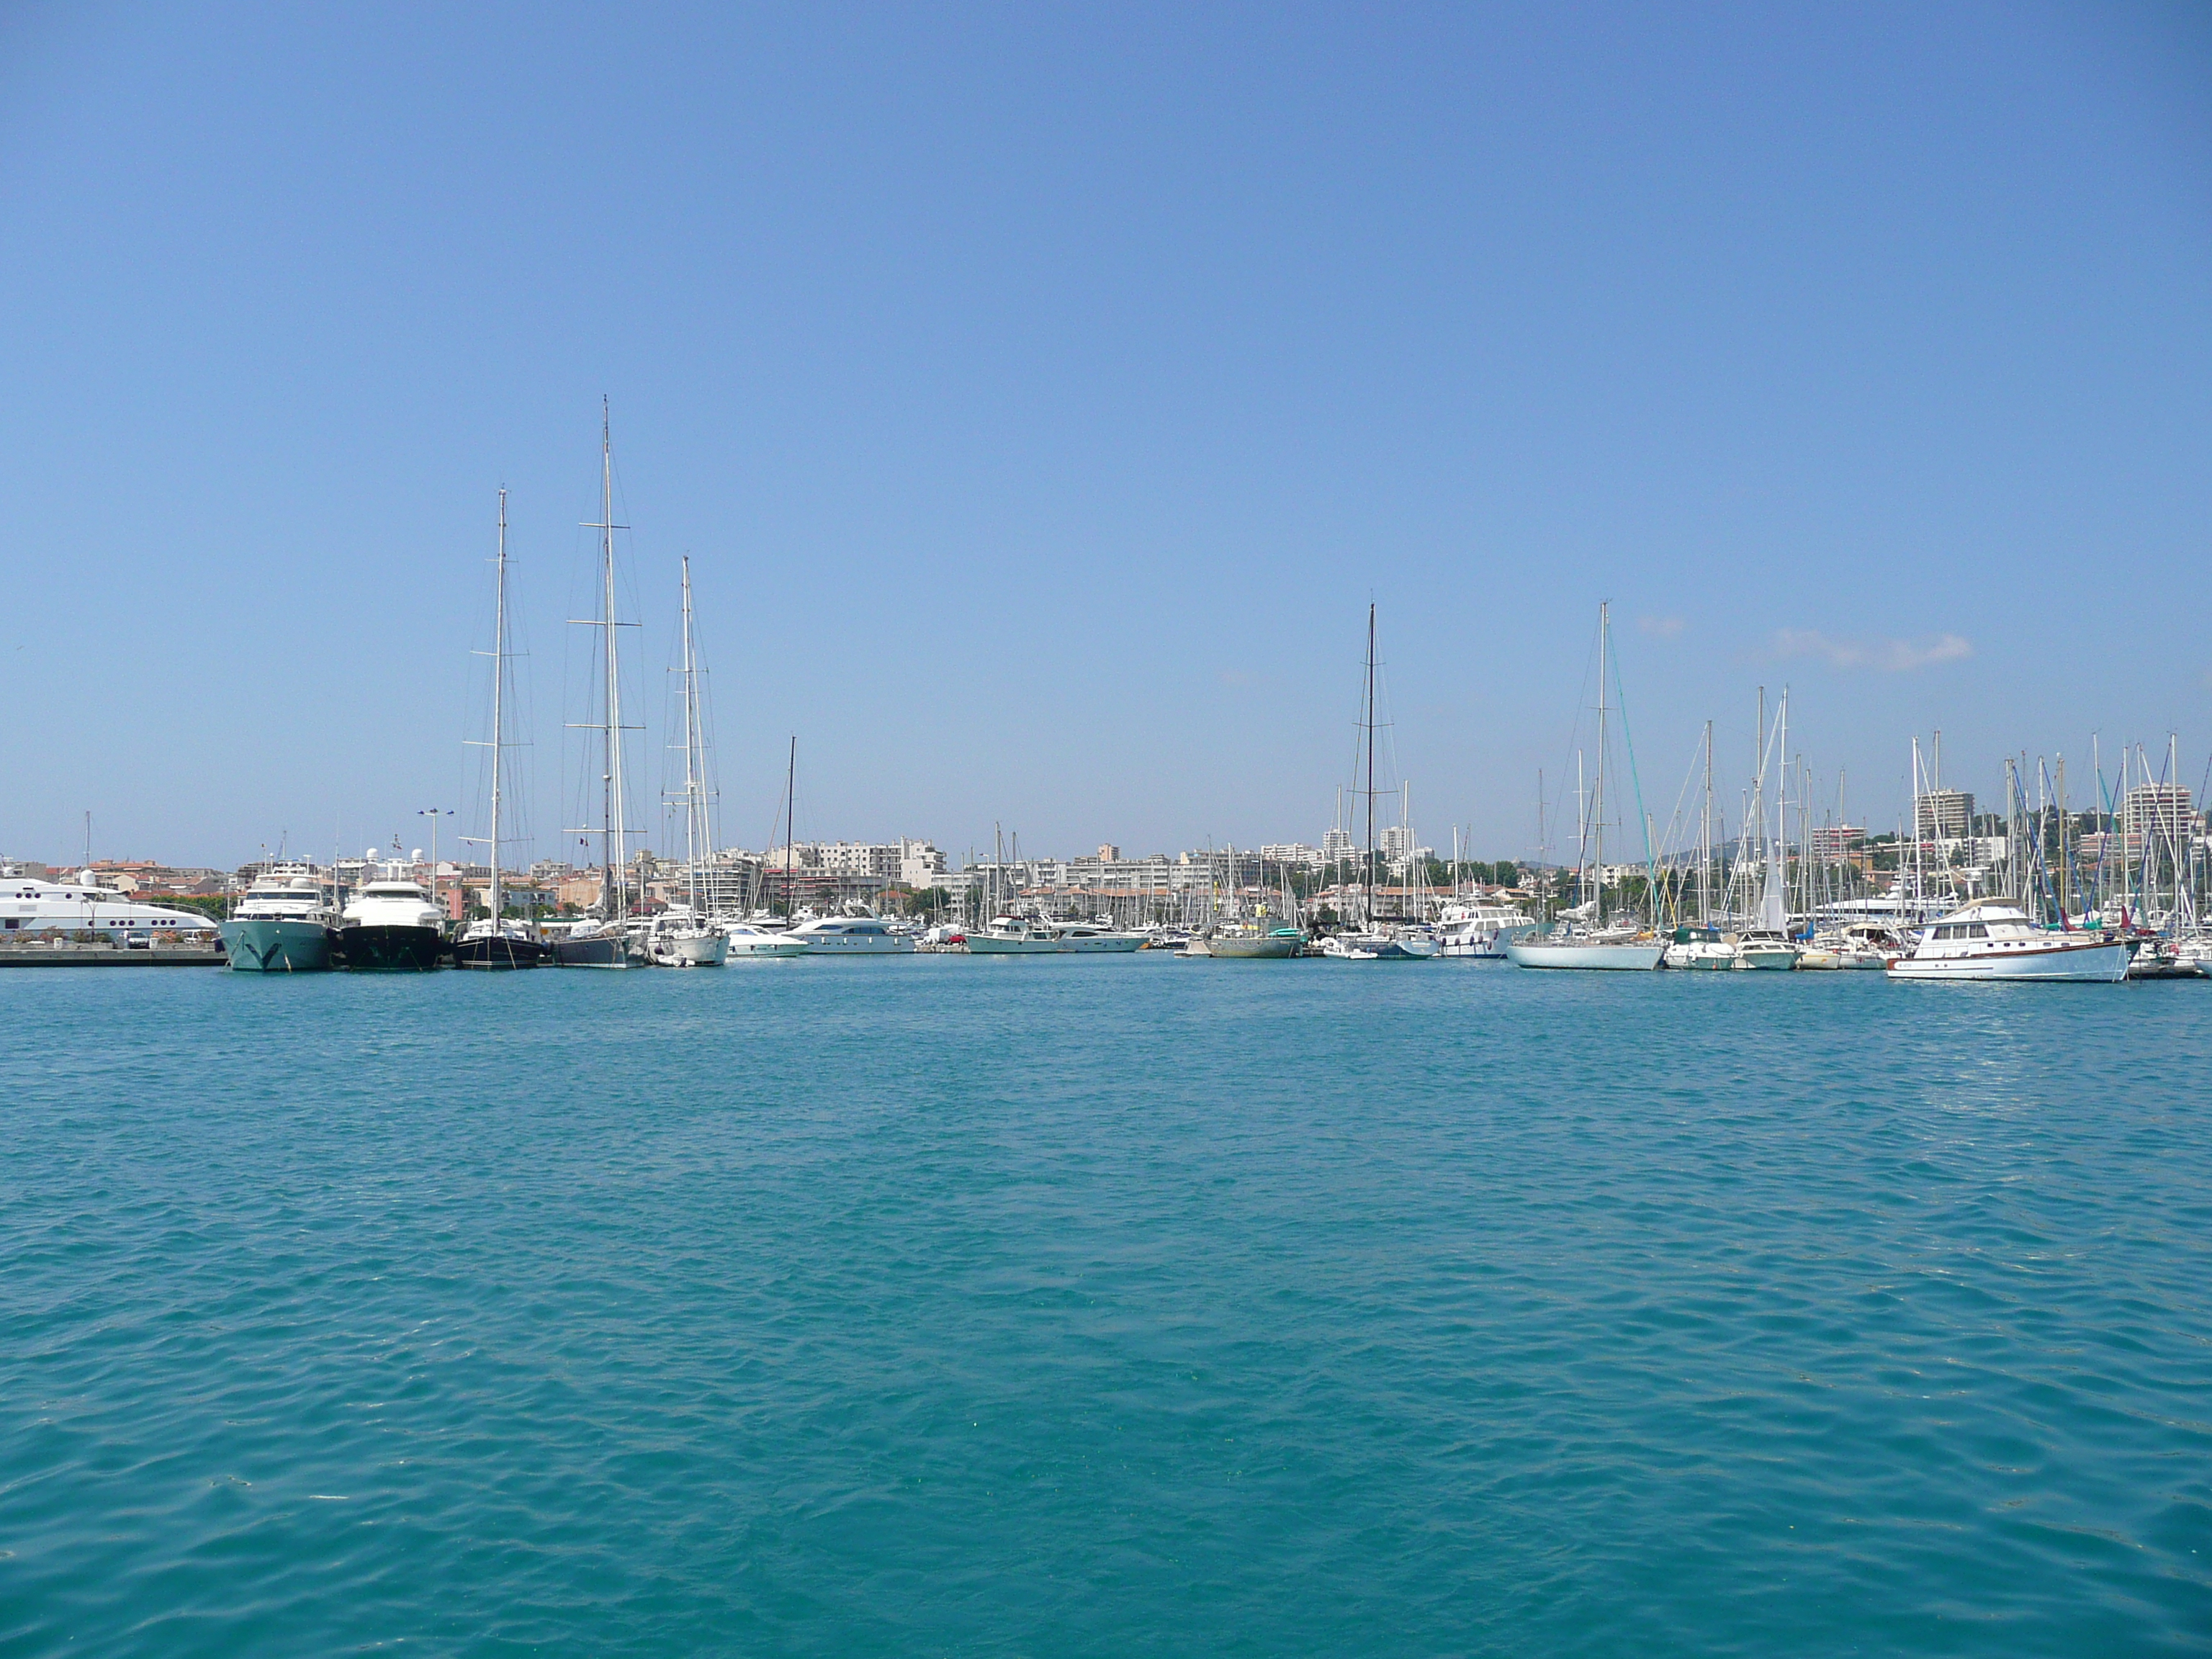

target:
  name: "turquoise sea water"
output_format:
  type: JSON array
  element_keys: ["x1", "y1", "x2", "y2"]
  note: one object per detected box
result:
[{"x1": 4, "y1": 958, "x2": 2208, "y2": 1655}]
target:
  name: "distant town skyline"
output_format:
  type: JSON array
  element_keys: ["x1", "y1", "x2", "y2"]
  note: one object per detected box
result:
[{"x1": 4, "y1": 4, "x2": 2208, "y2": 868}]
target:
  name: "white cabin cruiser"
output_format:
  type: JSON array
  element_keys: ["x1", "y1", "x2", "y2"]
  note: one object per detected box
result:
[
  {"x1": 1437, "y1": 899, "x2": 1537, "y2": 959},
  {"x1": 1886, "y1": 899, "x2": 2132, "y2": 984},
  {"x1": 1049, "y1": 920, "x2": 1146, "y2": 953},
  {"x1": 721, "y1": 919, "x2": 809, "y2": 958},
  {"x1": 0, "y1": 869, "x2": 218, "y2": 944},
  {"x1": 964, "y1": 916, "x2": 1061, "y2": 954},
  {"x1": 788, "y1": 914, "x2": 914, "y2": 955}
]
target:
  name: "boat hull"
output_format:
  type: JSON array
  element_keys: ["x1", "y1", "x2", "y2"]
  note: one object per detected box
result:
[
  {"x1": 218, "y1": 917, "x2": 336, "y2": 972},
  {"x1": 1735, "y1": 945, "x2": 1799, "y2": 971},
  {"x1": 797, "y1": 935, "x2": 914, "y2": 955},
  {"x1": 335, "y1": 925, "x2": 447, "y2": 971},
  {"x1": 554, "y1": 931, "x2": 634, "y2": 968},
  {"x1": 1206, "y1": 935, "x2": 1301, "y2": 959},
  {"x1": 453, "y1": 934, "x2": 552, "y2": 970},
  {"x1": 965, "y1": 935, "x2": 1059, "y2": 954},
  {"x1": 1053, "y1": 935, "x2": 1147, "y2": 953},
  {"x1": 650, "y1": 931, "x2": 729, "y2": 967},
  {"x1": 1662, "y1": 943, "x2": 1735, "y2": 971},
  {"x1": 1887, "y1": 940, "x2": 2132, "y2": 983},
  {"x1": 724, "y1": 934, "x2": 809, "y2": 958},
  {"x1": 1506, "y1": 940, "x2": 1665, "y2": 971}
]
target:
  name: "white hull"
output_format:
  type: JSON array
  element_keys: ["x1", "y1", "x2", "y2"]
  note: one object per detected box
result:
[
  {"x1": 1887, "y1": 940, "x2": 2131, "y2": 983},
  {"x1": 1052, "y1": 934, "x2": 1146, "y2": 953},
  {"x1": 965, "y1": 935, "x2": 1060, "y2": 954},
  {"x1": 1506, "y1": 940, "x2": 1665, "y2": 971},
  {"x1": 1662, "y1": 942, "x2": 1736, "y2": 971},
  {"x1": 799, "y1": 935, "x2": 914, "y2": 954},
  {"x1": 649, "y1": 930, "x2": 728, "y2": 967},
  {"x1": 724, "y1": 934, "x2": 808, "y2": 958}
]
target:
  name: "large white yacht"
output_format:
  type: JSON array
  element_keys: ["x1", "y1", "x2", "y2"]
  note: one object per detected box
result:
[
  {"x1": 218, "y1": 868, "x2": 336, "y2": 971},
  {"x1": 335, "y1": 881, "x2": 448, "y2": 971},
  {"x1": 0, "y1": 869, "x2": 219, "y2": 942},
  {"x1": 788, "y1": 914, "x2": 914, "y2": 955},
  {"x1": 1886, "y1": 899, "x2": 2133, "y2": 983}
]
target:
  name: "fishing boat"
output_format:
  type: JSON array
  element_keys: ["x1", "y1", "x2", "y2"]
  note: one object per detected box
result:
[
  {"x1": 218, "y1": 868, "x2": 337, "y2": 971},
  {"x1": 1505, "y1": 605, "x2": 1664, "y2": 971},
  {"x1": 1663, "y1": 925, "x2": 1736, "y2": 971},
  {"x1": 557, "y1": 403, "x2": 641, "y2": 968},
  {"x1": 1885, "y1": 898, "x2": 2133, "y2": 983}
]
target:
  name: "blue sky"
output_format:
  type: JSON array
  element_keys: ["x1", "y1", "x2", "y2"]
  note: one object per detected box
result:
[{"x1": 4, "y1": 3, "x2": 2208, "y2": 868}]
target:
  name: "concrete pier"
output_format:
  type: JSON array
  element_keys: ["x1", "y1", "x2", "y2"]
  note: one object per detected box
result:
[{"x1": 0, "y1": 941, "x2": 226, "y2": 967}]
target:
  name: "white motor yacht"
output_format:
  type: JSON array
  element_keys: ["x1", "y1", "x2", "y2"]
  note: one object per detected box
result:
[
  {"x1": 1321, "y1": 925, "x2": 1439, "y2": 961},
  {"x1": 220, "y1": 870, "x2": 338, "y2": 971},
  {"x1": 966, "y1": 916, "x2": 1062, "y2": 955},
  {"x1": 721, "y1": 919, "x2": 808, "y2": 958},
  {"x1": 788, "y1": 914, "x2": 914, "y2": 955},
  {"x1": 0, "y1": 868, "x2": 220, "y2": 944},
  {"x1": 1886, "y1": 899, "x2": 2133, "y2": 983},
  {"x1": 1436, "y1": 899, "x2": 1537, "y2": 959},
  {"x1": 335, "y1": 881, "x2": 448, "y2": 971},
  {"x1": 1049, "y1": 920, "x2": 1146, "y2": 953}
]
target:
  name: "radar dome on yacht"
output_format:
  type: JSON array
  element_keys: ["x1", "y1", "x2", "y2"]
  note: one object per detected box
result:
[{"x1": 367, "y1": 848, "x2": 379, "y2": 860}]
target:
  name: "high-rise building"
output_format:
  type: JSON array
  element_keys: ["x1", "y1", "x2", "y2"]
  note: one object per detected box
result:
[
  {"x1": 1915, "y1": 790, "x2": 1973, "y2": 839},
  {"x1": 2122, "y1": 784, "x2": 2193, "y2": 850}
]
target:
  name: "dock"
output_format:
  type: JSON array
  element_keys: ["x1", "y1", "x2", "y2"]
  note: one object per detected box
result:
[{"x1": 0, "y1": 942, "x2": 226, "y2": 967}]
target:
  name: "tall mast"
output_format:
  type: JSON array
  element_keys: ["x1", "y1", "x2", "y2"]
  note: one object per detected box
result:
[
  {"x1": 678, "y1": 557, "x2": 705, "y2": 914},
  {"x1": 467, "y1": 490, "x2": 514, "y2": 925},
  {"x1": 1593, "y1": 603, "x2": 1609, "y2": 924},
  {"x1": 785, "y1": 735, "x2": 798, "y2": 919},
  {"x1": 1701, "y1": 719, "x2": 1713, "y2": 925},
  {"x1": 490, "y1": 489, "x2": 508, "y2": 925},
  {"x1": 1364, "y1": 603, "x2": 1376, "y2": 927}
]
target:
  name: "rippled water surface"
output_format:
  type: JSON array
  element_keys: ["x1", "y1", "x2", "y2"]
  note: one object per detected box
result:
[{"x1": 4, "y1": 959, "x2": 2210, "y2": 1655}]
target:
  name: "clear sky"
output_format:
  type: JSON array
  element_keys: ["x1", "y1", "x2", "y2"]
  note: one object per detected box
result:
[{"x1": 4, "y1": 3, "x2": 2208, "y2": 871}]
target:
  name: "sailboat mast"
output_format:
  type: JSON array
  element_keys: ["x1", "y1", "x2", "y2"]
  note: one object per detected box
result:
[
  {"x1": 785, "y1": 735, "x2": 798, "y2": 919},
  {"x1": 601, "y1": 403, "x2": 629, "y2": 925},
  {"x1": 1593, "y1": 603, "x2": 1609, "y2": 924},
  {"x1": 1364, "y1": 603, "x2": 1376, "y2": 927},
  {"x1": 679, "y1": 556, "x2": 703, "y2": 914},
  {"x1": 489, "y1": 488, "x2": 507, "y2": 925},
  {"x1": 1701, "y1": 719, "x2": 1713, "y2": 925}
]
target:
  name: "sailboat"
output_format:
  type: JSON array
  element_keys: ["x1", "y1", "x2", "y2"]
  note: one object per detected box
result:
[
  {"x1": 1732, "y1": 689, "x2": 1799, "y2": 969},
  {"x1": 1663, "y1": 721, "x2": 1735, "y2": 969},
  {"x1": 1505, "y1": 603, "x2": 1665, "y2": 970},
  {"x1": 1321, "y1": 605, "x2": 1437, "y2": 961},
  {"x1": 555, "y1": 400, "x2": 641, "y2": 968},
  {"x1": 456, "y1": 489, "x2": 552, "y2": 968},
  {"x1": 647, "y1": 557, "x2": 728, "y2": 966}
]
